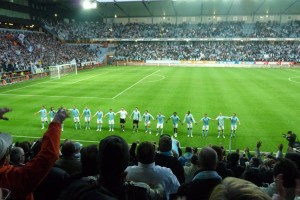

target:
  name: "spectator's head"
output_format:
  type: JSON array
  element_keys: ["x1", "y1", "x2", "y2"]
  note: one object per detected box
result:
[
  {"x1": 9, "y1": 147, "x2": 25, "y2": 166},
  {"x1": 98, "y1": 135, "x2": 129, "y2": 186},
  {"x1": 158, "y1": 135, "x2": 172, "y2": 152},
  {"x1": 0, "y1": 133, "x2": 13, "y2": 165},
  {"x1": 137, "y1": 141, "x2": 155, "y2": 164},
  {"x1": 285, "y1": 152, "x2": 300, "y2": 170},
  {"x1": 227, "y1": 152, "x2": 240, "y2": 166},
  {"x1": 198, "y1": 147, "x2": 218, "y2": 170},
  {"x1": 74, "y1": 142, "x2": 82, "y2": 154},
  {"x1": 81, "y1": 144, "x2": 99, "y2": 176},
  {"x1": 212, "y1": 145, "x2": 223, "y2": 162},
  {"x1": 209, "y1": 177, "x2": 271, "y2": 200},
  {"x1": 61, "y1": 141, "x2": 76, "y2": 157},
  {"x1": 273, "y1": 158, "x2": 300, "y2": 188},
  {"x1": 15, "y1": 141, "x2": 31, "y2": 162},
  {"x1": 250, "y1": 157, "x2": 261, "y2": 168}
]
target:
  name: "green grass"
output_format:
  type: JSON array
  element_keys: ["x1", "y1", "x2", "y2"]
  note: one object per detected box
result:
[{"x1": 1, "y1": 66, "x2": 300, "y2": 153}]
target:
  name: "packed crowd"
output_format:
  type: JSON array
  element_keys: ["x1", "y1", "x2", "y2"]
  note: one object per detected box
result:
[
  {"x1": 1, "y1": 107, "x2": 300, "y2": 200},
  {"x1": 44, "y1": 20, "x2": 300, "y2": 40},
  {"x1": 114, "y1": 41, "x2": 300, "y2": 62},
  {"x1": 0, "y1": 30, "x2": 97, "y2": 73}
]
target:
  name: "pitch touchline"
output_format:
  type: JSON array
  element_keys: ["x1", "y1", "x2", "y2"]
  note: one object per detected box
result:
[
  {"x1": 0, "y1": 93, "x2": 112, "y2": 99},
  {"x1": 112, "y1": 69, "x2": 161, "y2": 99}
]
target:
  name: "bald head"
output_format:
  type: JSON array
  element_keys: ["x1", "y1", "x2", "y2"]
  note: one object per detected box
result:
[{"x1": 198, "y1": 147, "x2": 218, "y2": 170}]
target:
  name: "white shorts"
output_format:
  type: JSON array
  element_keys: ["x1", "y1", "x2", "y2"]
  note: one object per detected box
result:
[
  {"x1": 202, "y1": 125, "x2": 209, "y2": 131},
  {"x1": 144, "y1": 121, "x2": 151, "y2": 126},
  {"x1": 108, "y1": 120, "x2": 114, "y2": 125},
  {"x1": 97, "y1": 119, "x2": 103, "y2": 124},
  {"x1": 173, "y1": 123, "x2": 178, "y2": 128},
  {"x1": 74, "y1": 117, "x2": 80, "y2": 122},
  {"x1": 218, "y1": 125, "x2": 224, "y2": 130},
  {"x1": 157, "y1": 123, "x2": 164, "y2": 129},
  {"x1": 85, "y1": 117, "x2": 90, "y2": 122},
  {"x1": 186, "y1": 123, "x2": 193, "y2": 128},
  {"x1": 41, "y1": 117, "x2": 48, "y2": 122},
  {"x1": 231, "y1": 125, "x2": 237, "y2": 130}
]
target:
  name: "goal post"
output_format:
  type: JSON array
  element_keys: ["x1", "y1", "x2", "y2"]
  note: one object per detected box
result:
[{"x1": 49, "y1": 63, "x2": 77, "y2": 79}]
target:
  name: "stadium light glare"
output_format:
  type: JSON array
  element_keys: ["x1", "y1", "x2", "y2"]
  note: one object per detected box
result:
[{"x1": 82, "y1": 0, "x2": 97, "y2": 9}]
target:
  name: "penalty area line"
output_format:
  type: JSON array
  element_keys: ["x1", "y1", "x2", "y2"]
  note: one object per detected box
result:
[{"x1": 112, "y1": 69, "x2": 161, "y2": 99}]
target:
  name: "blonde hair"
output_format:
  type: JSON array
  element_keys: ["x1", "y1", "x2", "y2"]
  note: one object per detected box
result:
[{"x1": 209, "y1": 177, "x2": 271, "y2": 200}]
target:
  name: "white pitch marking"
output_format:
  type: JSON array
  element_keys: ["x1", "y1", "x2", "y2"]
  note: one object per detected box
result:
[
  {"x1": 112, "y1": 70, "x2": 161, "y2": 99},
  {"x1": 141, "y1": 74, "x2": 165, "y2": 83},
  {"x1": 288, "y1": 76, "x2": 300, "y2": 84}
]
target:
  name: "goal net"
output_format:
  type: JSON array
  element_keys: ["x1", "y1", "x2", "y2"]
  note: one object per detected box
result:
[{"x1": 49, "y1": 63, "x2": 77, "y2": 79}]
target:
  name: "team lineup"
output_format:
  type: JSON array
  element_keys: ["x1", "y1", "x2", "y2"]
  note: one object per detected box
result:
[{"x1": 35, "y1": 106, "x2": 241, "y2": 138}]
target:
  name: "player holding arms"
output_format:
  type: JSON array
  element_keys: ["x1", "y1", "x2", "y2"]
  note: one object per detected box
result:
[
  {"x1": 81, "y1": 106, "x2": 91, "y2": 130},
  {"x1": 35, "y1": 106, "x2": 48, "y2": 129},
  {"x1": 166, "y1": 112, "x2": 182, "y2": 138},
  {"x1": 70, "y1": 106, "x2": 81, "y2": 129},
  {"x1": 230, "y1": 113, "x2": 240, "y2": 138},
  {"x1": 93, "y1": 108, "x2": 103, "y2": 131},
  {"x1": 104, "y1": 108, "x2": 116, "y2": 132},
  {"x1": 49, "y1": 107, "x2": 56, "y2": 122},
  {"x1": 183, "y1": 111, "x2": 196, "y2": 137},
  {"x1": 200, "y1": 114, "x2": 211, "y2": 137},
  {"x1": 116, "y1": 107, "x2": 128, "y2": 132},
  {"x1": 216, "y1": 113, "x2": 230, "y2": 138},
  {"x1": 155, "y1": 112, "x2": 166, "y2": 136},
  {"x1": 142, "y1": 110, "x2": 155, "y2": 134},
  {"x1": 130, "y1": 107, "x2": 141, "y2": 133}
]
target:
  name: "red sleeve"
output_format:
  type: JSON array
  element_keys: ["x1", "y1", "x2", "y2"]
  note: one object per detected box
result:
[{"x1": 6, "y1": 122, "x2": 61, "y2": 198}]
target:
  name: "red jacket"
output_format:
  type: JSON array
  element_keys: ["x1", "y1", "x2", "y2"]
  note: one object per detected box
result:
[{"x1": 0, "y1": 122, "x2": 61, "y2": 200}]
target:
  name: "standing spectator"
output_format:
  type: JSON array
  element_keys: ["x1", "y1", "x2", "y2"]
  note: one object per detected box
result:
[
  {"x1": 34, "y1": 105, "x2": 48, "y2": 129},
  {"x1": 183, "y1": 111, "x2": 196, "y2": 138},
  {"x1": 9, "y1": 147, "x2": 25, "y2": 167},
  {"x1": 126, "y1": 141, "x2": 180, "y2": 199},
  {"x1": 55, "y1": 141, "x2": 82, "y2": 175},
  {"x1": 177, "y1": 147, "x2": 222, "y2": 200},
  {"x1": 142, "y1": 110, "x2": 155, "y2": 134},
  {"x1": 183, "y1": 155, "x2": 200, "y2": 183},
  {"x1": 59, "y1": 135, "x2": 166, "y2": 200},
  {"x1": 116, "y1": 108, "x2": 128, "y2": 132},
  {"x1": 0, "y1": 107, "x2": 68, "y2": 200},
  {"x1": 155, "y1": 134, "x2": 185, "y2": 184}
]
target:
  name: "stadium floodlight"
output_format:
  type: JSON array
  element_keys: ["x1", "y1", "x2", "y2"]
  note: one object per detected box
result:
[{"x1": 82, "y1": 0, "x2": 97, "y2": 9}]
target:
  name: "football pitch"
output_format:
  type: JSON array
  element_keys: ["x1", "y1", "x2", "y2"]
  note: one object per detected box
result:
[{"x1": 1, "y1": 66, "x2": 300, "y2": 153}]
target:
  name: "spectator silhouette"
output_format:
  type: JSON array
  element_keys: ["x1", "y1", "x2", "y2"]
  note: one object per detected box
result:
[
  {"x1": 155, "y1": 134, "x2": 185, "y2": 184},
  {"x1": 177, "y1": 147, "x2": 222, "y2": 200}
]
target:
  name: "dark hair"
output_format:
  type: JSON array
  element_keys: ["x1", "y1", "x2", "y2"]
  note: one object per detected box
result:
[
  {"x1": 81, "y1": 145, "x2": 99, "y2": 176},
  {"x1": 98, "y1": 135, "x2": 129, "y2": 178},
  {"x1": 158, "y1": 135, "x2": 172, "y2": 152},
  {"x1": 136, "y1": 141, "x2": 155, "y2": 164},
  {"x1": 61, "y1": 141, "x2": 76, "y2": 157},
  {"x1": 273, "y1": 158, "x2": 300, "y2": 187}
]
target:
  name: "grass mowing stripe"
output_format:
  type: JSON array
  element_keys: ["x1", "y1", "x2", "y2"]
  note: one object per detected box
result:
[{"x1": 1, "y1": 66, "x2": 298, "y2": 152}]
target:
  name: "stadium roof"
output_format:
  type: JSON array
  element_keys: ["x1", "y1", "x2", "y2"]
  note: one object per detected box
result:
[{"x1": 33, "y1": 0, "x2": 300, "y2": 19}]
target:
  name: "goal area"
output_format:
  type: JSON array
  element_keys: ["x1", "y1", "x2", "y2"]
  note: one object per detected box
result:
[{"x1": 49, "y1": 63, "x2": 77, "y2": 79}]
